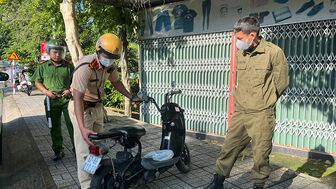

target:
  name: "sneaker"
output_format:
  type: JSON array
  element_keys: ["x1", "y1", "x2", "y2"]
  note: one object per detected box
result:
[
  {"x1": 296, "y1": 0, "x2": 315, "y2": 14},
  {"x1": 53, "y1": 151, "x2": 65, "y2": 161},
  {"x1": 307, "y1": 2, "x2": 324, "y2": 16}
]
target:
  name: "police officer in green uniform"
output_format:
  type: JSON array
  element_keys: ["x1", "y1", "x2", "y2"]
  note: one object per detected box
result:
[
  {"x1": 32, "y1": 39, "x2": 75, "y2": 161},
  {"x1": 205, "y1": 16, "x2": 289, "y2": 189}
]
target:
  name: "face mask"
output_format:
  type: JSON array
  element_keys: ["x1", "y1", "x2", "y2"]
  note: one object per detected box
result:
[
  {"x1": 99, "y1": 57, "x2": 115, "y2": 67},
  {"x1": 236, "y1": 34, "x2": 253, "y2": 50}
]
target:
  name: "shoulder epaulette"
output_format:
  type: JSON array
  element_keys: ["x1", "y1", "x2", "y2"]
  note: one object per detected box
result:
[
  {"x1": 89, "y1": 58, "x2": 100, "y2": 70},
  {"x1": 38, "y1": 60, "x2": 48, "y2": 64}
]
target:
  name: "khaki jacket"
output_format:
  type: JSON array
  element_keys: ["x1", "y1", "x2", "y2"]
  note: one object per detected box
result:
[{"x1": 234, "y1": 38, "x2": 289, "y2": 112}]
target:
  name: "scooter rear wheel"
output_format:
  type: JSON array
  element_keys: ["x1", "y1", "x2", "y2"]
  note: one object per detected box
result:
[
  {"x1": 90, "y1": 165, "x2": 116, "y2": 189},
  {"x1": 176, "y1": 144, "x2": 191, "y2": 173}
]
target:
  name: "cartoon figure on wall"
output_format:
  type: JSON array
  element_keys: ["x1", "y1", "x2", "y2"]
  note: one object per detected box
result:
[
  {"x1": 202, "y1": 0, "x2": 211, "y2": 30},
  {"x1": 219, "y1": 4, "x2": 228, "y2": 16},
  {"x1": 172, "y1": 4, "x2": 197, "y2": 33},
  {"x1": 155, "y1": 10, "x2": 172, "y2": 32}
]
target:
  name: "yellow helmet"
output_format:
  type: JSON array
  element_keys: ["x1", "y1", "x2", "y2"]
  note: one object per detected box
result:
[{"x1": 95, "y1": 33, "x2": 122, "y2": 59}]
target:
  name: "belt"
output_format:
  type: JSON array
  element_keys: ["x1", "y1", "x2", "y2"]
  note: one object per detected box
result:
[{"x1": 83, "y1": 100, "x2": 101, "y2": 110}]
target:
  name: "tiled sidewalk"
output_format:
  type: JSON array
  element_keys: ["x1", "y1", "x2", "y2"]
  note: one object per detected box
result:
[{"x1": 9, "y1": 89, "x2": 332, "y2": 189}]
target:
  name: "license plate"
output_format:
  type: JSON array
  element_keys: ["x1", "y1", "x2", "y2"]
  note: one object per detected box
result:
[{"x1": 82, "y1": 154, "x2": 102, "y2": 174}]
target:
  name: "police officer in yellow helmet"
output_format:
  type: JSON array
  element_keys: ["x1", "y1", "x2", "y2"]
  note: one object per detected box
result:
[
  {"x1": 205, "y1": 16, "x2": 289, "y2": 189},
  {"x1": 68, "y1": 33, "x2": 143, "y2": 188}
]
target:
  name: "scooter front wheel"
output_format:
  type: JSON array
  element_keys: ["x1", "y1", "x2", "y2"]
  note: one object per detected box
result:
[
  {"x1": 90, "y1": 165, "x2": 117, "y2": 189},
  {"x1": 176, "y1": 144, "x2": 191, "y2": 173}
]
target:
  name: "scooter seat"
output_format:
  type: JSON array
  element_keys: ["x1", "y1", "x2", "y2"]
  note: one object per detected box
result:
[
  {"x1": 88, "y1": 126, "x2": 146, "y2": 140},
  {"x1": 88, "y1": 130, "x2": 123, "y2": 140},
  {"x1": 110, "y1": 126, "x2": 146, "y2": 138}
]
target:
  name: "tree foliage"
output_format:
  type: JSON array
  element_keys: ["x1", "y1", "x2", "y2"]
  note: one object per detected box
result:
[
  {"x1": 0, "y1": 0, "x2": 141, "y2": 110},
  {"x1": 0, "y1": 0, "x2": 64, "y2": 65}
]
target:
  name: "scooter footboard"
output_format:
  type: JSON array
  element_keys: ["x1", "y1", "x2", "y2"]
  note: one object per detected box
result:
[{"x1": 141, "y1": 157, "x2": 179, "y2": 170}]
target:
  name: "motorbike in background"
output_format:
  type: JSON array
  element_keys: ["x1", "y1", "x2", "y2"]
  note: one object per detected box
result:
[{"x1": 17, "y1": 80, "x2": 32, "y2": 96}]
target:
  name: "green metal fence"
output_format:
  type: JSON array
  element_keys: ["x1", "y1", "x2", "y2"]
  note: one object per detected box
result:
[{"x1": 139, "y1": 19, "x2": 336, "y2": 153}]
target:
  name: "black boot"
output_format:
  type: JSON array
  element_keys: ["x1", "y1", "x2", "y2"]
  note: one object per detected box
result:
[
  {"x1": 204, "y1": 173, "x2": 225, "y2": 189},
  {"x1": 253, "y1": 183, "x2": 264, "y2": 189},
  {"x1": 53, "y1": 151, "x2": 65, "y2": 161}
]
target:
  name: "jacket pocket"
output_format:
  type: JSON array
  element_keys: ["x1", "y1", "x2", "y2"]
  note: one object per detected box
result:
[{"x1": 253, "y1": 63, "x2": 271, "y2": 86}]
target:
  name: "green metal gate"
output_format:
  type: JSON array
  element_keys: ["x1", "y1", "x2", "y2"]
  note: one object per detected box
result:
[{"x1": 139, "y1": 19, "x2": 336, "y2": 154}]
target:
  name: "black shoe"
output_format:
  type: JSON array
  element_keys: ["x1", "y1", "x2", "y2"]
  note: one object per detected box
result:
[
  {"x1": 253, "y1": 183, "x2": 264, "y2": 189},
  {"x1": 53, "y1": 151, "x2": 65, "y2": 161},
  {"x1": 296, "y1": 0, "x2": 315, "y2": 14},
  {"x1": 204, "y1": 173, "x2": 225, "y2": 189}
]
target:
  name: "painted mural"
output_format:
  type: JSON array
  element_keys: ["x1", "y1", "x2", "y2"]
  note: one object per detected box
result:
[{"x1": 139, "y1": 0, "x2": 336, "y2": 39}]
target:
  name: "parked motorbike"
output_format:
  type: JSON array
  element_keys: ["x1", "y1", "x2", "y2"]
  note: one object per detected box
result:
[
  {"x1": 85, "y1": 88, "x2": 191, "y2": 189},
  {"x1": 17, "y1": 80, "x2": 32, "y2": 96}
]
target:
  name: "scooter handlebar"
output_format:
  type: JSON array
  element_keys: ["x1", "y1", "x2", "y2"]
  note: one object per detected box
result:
[{"x1": 141, "y1": 89, "x2": 182, "y2": 111}]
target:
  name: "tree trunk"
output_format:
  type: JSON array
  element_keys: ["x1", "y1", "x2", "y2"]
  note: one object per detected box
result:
[
  {"x1": 120, "y1": 29, "x2": 132, "y2": 117},
  {"x1": 60, "y1": 0, "x2": 84, "y2": 65}
]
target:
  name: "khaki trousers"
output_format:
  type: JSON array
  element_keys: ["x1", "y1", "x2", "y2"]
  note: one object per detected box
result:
[
  {"x1": 216, "y1": 109, "x2": 276, "y2": 186},
  {"x1": 68, "y1": 100, "x2": 104, "y2": 189}
]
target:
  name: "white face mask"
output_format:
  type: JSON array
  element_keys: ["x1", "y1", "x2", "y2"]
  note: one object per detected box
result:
[
  {"x1": 236, "y1": 34, "x2": 253, "y2": 50},
  {"x1": 99, "y1": 57, "x2": 115, "y2": 67}
]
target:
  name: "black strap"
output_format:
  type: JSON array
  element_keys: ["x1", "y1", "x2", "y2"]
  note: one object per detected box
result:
[
  {"x1": 69, "y1": 62, "x2": 102, "y2": 103},
  {"x1": 107, "y1": 66, "x2": 115, "y2": 73},
  {"x1": 68, "y1": 62, "x2": 91, "y2": 89},
  {"x1": 70, "y1": 62, "x2": 114, "y2": 103},
  {"x1": 93, "y1": 68, "x2": 103, "y2": 103}
]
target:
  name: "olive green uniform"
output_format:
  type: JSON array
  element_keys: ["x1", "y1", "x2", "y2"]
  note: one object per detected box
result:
[
  {"x1": 32, "y1": 60, "x2": 75, "y2": 153},
  {"x1": 216, "y1": 38, "x2": 289, "y2": 186}
]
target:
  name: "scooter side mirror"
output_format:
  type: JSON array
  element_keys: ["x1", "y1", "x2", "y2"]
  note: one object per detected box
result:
[{"x1": 171, "y1": 81, "x2": 176, "y2": 88}]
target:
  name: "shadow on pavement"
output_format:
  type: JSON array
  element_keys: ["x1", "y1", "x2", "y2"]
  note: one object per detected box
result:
[{"x1": 0, "y1": 116, "x2": 56, "y2": 189}]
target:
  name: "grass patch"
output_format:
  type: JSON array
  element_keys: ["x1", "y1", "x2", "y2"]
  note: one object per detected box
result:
[{"x1": 269, "y1": 152, "x2": 336, "y2": 178}]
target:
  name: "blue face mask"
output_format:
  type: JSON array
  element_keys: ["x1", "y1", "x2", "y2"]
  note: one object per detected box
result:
[
  {"x1": 236, "y1": 34, "x2": 253, "y2": 50},
  {"x1": 99, "y1": 57, "x2": 115, "y2": 67}
]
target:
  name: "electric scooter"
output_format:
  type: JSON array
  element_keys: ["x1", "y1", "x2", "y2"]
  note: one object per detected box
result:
[{"x1": 84, "y1": 88, "x2": 191, "y2": 189}]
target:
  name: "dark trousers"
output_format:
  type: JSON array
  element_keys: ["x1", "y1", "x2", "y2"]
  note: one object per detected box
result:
[
  {"x1": 155, "y1": 10, "x2": 172, "y2": 32},
  {"x1": 202, "y1": 0, "x2": 211, "y2": 30},
  {"x1": 216, "y1": 109, "x2": 276, "y2": 185},
  {"x1": 44, "y1": 97, "x2": 75, "y2": 153}
]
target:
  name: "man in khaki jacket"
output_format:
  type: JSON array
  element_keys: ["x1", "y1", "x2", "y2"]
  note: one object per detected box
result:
[
  {"x1": 68, "y1": 33, "x2": 142, "y2": 188},
  {"x1": 205, "y1": 16, "x2": 289, "y2": 189}
]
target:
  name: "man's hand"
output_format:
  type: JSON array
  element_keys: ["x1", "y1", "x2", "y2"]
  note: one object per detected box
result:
[
  {"x1": 132, "y1": 97, "x2": 143, "y2": 109},
  {"x1": 80, "y1": 127, "x2": 97, "y2": 146},
  {"x1": 62, "y1": 89, "x2": 71, "y2": 98},
  {"x1": 45, "y1": 90, "x2": 57, "y2": 99},
  {"x1": 132, "y1": 97, "x2": 143, "y2": 105}
]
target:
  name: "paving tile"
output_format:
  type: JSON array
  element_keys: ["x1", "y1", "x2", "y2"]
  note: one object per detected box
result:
[{"x1": 11, "y1": 90, "x2": 332, "y2": 189}]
